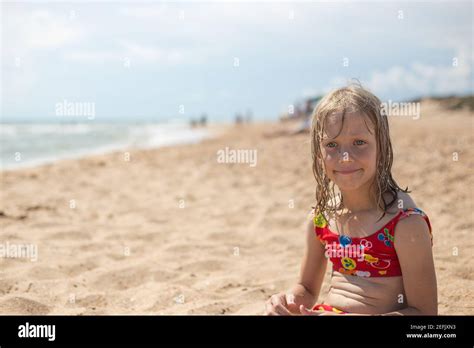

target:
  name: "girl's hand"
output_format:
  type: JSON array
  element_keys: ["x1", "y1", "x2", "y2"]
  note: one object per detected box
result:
[
  {"x1": 299, "y1": 305, "x2": 341, "y2": 316},
  {"x1": 265, "y1": 293, "x2": 299, "y2": 315}
]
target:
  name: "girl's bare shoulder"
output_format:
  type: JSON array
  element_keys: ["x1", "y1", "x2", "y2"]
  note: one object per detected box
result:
[{"x1": 385, "y1": 190, "x2": 418, "y2": 213}]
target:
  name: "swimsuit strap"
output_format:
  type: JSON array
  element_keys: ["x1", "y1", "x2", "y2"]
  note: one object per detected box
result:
[
  {"x1": 311, "y1": 207, "x2": 432, "y2": 232},
  {"x1": 312, "y1": 209, "x2": 328, "y2": 229}
]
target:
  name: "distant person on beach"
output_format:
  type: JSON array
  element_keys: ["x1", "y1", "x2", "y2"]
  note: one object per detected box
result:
[
  {"x1": 235, "y1": 113, "x2": 243, "y2": 125},
  {"x1": 264, "y1": 97, "x2": 321, "y2": 137},
  {"x1": 190, "y1": 114, "x2": 207, "y2": 128},
  {"x1": 199, "y1": 114, "x2": 207, "y2": 127},
  {"x1": 234, "y1": 111, "x2": 253, "y2": 125},
  {"x1": 265, "y1": 83, "x2": 437, "y2": 316}
]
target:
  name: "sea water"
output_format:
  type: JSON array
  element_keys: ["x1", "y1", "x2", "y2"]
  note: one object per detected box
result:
[{"x1": 0, "y1": 121, "x2": 210, "y2": 170}]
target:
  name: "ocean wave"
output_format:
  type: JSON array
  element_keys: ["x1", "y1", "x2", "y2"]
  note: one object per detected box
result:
[{"x1": 0, "y1": 122, "x2": 211, "y2": 170}]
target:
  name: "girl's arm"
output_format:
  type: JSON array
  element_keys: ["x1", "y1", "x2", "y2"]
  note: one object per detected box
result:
[
  {"x1": 390, "y1": 214, "x2": 438, "y2": 315},
  {"x1": 287, "y1": 217, "x2": 328, "y2": 313}
]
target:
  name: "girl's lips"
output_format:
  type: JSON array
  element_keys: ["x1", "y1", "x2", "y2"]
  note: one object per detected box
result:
[{"x1": 334, "y1": 169, "x2": 361, "y2": 175}]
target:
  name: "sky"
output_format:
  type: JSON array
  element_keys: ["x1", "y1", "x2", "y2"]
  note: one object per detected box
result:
[{"x1": 1, "y1": 1, "x2": 473, "y2": 123}]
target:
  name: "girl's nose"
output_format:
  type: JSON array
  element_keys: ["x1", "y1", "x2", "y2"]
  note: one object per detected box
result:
[{"x1": 338, "y1": 150, "x2": 353, "y2": 163}]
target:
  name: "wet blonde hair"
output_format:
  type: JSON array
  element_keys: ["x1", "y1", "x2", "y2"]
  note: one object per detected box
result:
[{"x1": 310, "y1": 82, "x2": 408, "y2": 222}]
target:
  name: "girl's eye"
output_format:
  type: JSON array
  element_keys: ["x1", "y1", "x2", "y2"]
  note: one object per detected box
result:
[
  {"x1": 354, "y1": 140, "x2": 366, "y2": 146},
  {"x1": 325, "y1": 142, "x2": 337, "y2": 148}
]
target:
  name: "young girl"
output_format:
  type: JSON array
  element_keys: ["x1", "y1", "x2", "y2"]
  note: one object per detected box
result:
[{"x1": 265, "y1": 84, "x2": 437, "y2": 316}]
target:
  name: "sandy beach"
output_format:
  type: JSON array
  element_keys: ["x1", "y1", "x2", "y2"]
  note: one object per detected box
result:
[{"x1": 0, "y1": 100, "x2": 472, "y2": 315}]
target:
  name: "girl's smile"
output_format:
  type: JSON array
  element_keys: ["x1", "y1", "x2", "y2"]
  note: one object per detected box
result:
[{"x1": 334, "y1": 169, "x2": 362, "y2": 175}]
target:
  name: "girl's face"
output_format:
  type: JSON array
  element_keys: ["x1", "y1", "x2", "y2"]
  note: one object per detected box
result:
[{"x1": 320, "y1": 111, "x2": 377, "y2": 192}]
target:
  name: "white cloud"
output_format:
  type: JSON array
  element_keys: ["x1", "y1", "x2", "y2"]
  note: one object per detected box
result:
[
  {"x1": 26, "y1": 10, "x2": 83, "y2": 48},
  {"x1": 367, "y1": 46, "x2": 473, "y2": 98},
  {"x1": 3, "y1": 7, "x2": 85, "y2": 59},
  {"x1": 61, "y1": 51, "x2": 121, "y2": 64},
  {"x1": 119, "y1": 40, "x2": 185, "y2": 64},
  {"x1": 62, "y1": 40, "x2": 200, "y2": 66},
  {"x1": 115, "y1": 2, "x2": 318, "y2": 42},
  {"x1": 2, "y1": 6, "x2": 86, "y2": 100},
  {"x1": 117, "y1": 5, "x2": 168, "y2": 18},
  {"x1": 3, "y1": 63, "x2": 39, "y2": 103},
  {"x1": 315, "y1": 45, "x2": 473, "y2": 100}
]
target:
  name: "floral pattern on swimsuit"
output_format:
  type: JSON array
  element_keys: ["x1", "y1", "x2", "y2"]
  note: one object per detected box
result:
[{"x1": 312, "y1": 208, "x2": 432, "y2": 277}]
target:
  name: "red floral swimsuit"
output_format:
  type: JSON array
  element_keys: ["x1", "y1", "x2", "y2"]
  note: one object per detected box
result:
[{"x1": 310, "y1": 208, "x2": 432, "y2": 314}]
